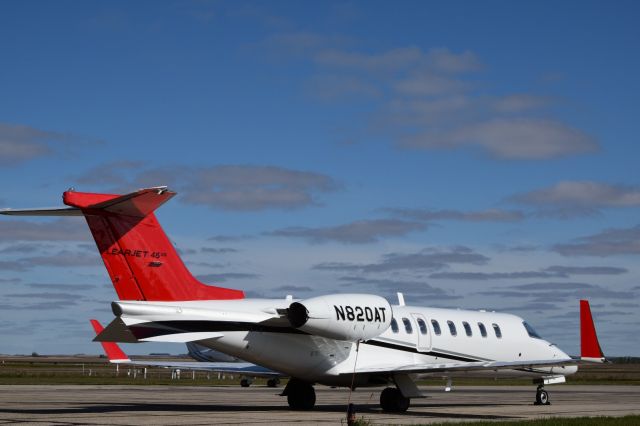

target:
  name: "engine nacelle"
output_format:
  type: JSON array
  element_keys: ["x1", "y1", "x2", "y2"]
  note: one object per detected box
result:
[{"x1": 287, "y1": 294, "x2": 392, "y2": 341}]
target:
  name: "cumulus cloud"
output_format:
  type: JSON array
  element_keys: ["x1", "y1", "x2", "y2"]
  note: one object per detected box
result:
[
  {"x1": 0, "y1": 251, "x2": 101, "y2": 271},
  {"x1": 27, "y1": 283, "x2": 97, "y2": 291},
  {"x1": 0, "y1": 123, "x2": 54, "y2": 165},
  {"x1": 313, "y1": 46, "x2": 481, "y2": 74},
  {"x1": 196, "y1": 272, "x2": 259, "y2": 283},
  {"x1": 207, "y1": 234, "x2": 254, "y2": 242},
  {"x1": 263, "y1": 36, "x2": 596, "y2": 160},
  {"x1": 491, "y1": 94, "x2": 554, "y2": 113},
  {"x1": 0, "y1": 122, "x2": 101, "y2": 165},
  {"x1": 430, "y1": 264, "x2": 627, "y2": 280},
  {"x1": 271, "y1": 285, "x2": 313, "y2": 293},
  {"x1": 267, "y1": 219, "x2": 426, "y2": 244},
  {"x1": 314, "y1": 246, "x2": 489, "y2": 273},
  {"x1": 0, "y1": 243, "x2": 53, "y2": 254},
  {"x1": 400, "y1": 118, "x2": 597, "y2": 160},
  {"x1": 553, "y1": 225, "x2": 640, "y2": 257},
  {"x1": 478, "y1": 282, "x2": 634, "y2": 301},
  {"x1": 340, "y1": 276, "x2": 461, "y2": 301},
  {"x1": 74, "y1": 164, "x2": 340, "y2": 211},
  {"x1": 0, "y1": 218, "x2": 90, "y2": 242},
  {"x1": 430, "y1": 271, "x2": 561, "y2": 280},
  {"x1": 543, "y1": 265, "x2": 628, "y2": 275},
  {"x1": 512, "y1": 181, "x2": 640, "y2": 208},
  {"x1": 201, "y1": 247, "x2": 238, "y2": 254},
  {"x1": 6, "y1": 292, "x2": 84, "y2": 300},
  {"x1": 17, "y1": 251, "x2": 101, "y2": 269},
  {"x1": 179, "y1": 166, "x2": 339, "y2": 211},
  {"x1": 388, "y1": 207, "x2": 524, "y2": 222}
]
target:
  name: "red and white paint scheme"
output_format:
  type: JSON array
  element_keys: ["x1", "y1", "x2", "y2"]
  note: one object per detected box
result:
[{"x1": 1, "y1": 187, "x2": 606, "y2": 411}]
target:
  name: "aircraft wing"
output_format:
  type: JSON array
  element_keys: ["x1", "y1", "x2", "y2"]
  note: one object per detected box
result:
[
  {"x1": 90, "y1": 319, "x2": 283, "y2": 378},
  {"x1": 113, "y1": 359, "x2": 282, "y2": 376}
]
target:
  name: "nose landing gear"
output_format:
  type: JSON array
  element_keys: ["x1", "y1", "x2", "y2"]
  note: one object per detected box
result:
[{"x1": 534, "y1": 385, "x2": 550, "y2": 405}]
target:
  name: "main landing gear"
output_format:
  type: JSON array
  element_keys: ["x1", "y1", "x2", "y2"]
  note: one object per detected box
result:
[
  {"x1": 281, "y1": 378, "x2": 316, "y2": 410},
  {"x1": 534, "y1": 385, "x2": 550, "y2": 405},
  {"x1": 267, "y1": 378, "x2": 280, "y2": 388},
  {"x1": 380, "y1": 387, "x2": 410, "y2": 412}
]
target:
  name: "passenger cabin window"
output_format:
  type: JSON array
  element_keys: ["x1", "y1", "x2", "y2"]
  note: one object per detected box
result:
[
  {"x1": 492, "y1": 323, "x2": 502, "y2": 338},
  {"x1": 478, "y1": 322, "x2": 487, "y2": 337},
  {"x1": 402, "y1": 317, "x2": 413, "y2": 334},
  {"x1": 447, "y1": 320, "x2": 457, "y2": 336},
  {"x1": 431, "y1": 319, "x2": 441, "y2": 335},
  {"x1": 523, "y1": 321, "x2": 542, "y2": 339},
  {"x1": 417, "y1": 318, "x2": 428, "y2": 335},
  {"x1": 390, "y1": 318, "x2": 399, "y2": 334},
  {"x1": 463, "y1": 321, "x2": 472, "y2": 337}
]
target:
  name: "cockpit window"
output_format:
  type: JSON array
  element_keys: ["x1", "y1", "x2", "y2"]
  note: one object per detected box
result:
[
  {"x1": 431, "y1": 319, "x2": 441, "y2": 335},
  {"x1": 417, "y1": 318, "x2": 428, "y2": 335},
  {"x1": 447, "y1": 320, "x2": 457, "y2": 336},
  {"x1": 463, "y1": 321, "x2": 472, "y2": 337},
  {"x1": 390, "y1": 318, "x2": 399, "y2": 333},
  {"x1": 402, "y1": 317, "x2": 413, "y2": 334},
  {"x1": 523, "y1": 321, "x2": 542, "y2": 339},
  {"x1": 492, "y1": 323, "x2": 502, "y2": 338}
]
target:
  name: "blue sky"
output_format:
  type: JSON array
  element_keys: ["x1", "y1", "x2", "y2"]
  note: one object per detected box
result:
[{"x1": 1, "y1": 1, "x2": 638, "y2": 356}]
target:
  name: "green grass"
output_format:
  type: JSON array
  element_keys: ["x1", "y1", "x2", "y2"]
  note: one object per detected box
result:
[{"x1": 425, "y1": 415, "x2": 640, "y2": 426}]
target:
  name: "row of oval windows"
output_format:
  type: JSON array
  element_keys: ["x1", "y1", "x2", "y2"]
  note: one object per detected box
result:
[{"x1": 390, "y1": 317, "x2": 502, "y2": 338}]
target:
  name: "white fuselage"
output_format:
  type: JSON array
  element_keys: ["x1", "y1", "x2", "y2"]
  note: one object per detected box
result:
[{"x1": 116, "y1": 298, "x2": 577, "y2": 387}]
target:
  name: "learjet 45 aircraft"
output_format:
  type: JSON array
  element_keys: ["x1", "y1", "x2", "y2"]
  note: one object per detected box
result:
[{"x1": 0, "y1": 186, "x2": 606, "y2": 411}]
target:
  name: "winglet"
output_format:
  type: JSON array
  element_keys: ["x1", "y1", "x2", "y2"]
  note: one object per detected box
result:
[
  {"x1": 90, "y1": 319, "x2": 130, "y2": 363},
  {"x1": 580, "y1": 300, "x2": 606, "y2": 363}
]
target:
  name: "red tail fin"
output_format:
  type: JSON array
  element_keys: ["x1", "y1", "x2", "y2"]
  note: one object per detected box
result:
[
  {"x1": 64, "y1": 187, "x2": 244, "y2": 301},
  {"x1": 90, "y1": 319, "x2": 129, "y2": 362},
  {"x1": 580, "y1": 299, "x2": 605, "y2": 361}
]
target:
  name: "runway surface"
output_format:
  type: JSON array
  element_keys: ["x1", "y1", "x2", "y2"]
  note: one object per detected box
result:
[{"x1": 0, "y1": 385, "x2": 638, "y2": 425}]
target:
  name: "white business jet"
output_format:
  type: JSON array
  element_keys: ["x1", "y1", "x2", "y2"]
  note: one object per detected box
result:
[{"x1": 1, "y1": 187, "x2": 605, "y2": 411}]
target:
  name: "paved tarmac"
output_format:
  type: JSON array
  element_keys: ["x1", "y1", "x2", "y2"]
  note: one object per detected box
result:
[{"x1": 0, "y1": 385, "x2": 638, "y2": 425}]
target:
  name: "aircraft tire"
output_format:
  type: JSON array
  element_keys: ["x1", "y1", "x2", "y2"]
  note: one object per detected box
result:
[
  {"x1": 380, "y1": 387, "x2": 410, "y2": 412},
  {"x1": 267, "y1": 378, "x2": 278, "y2": 387},
  {"x1": 535, "y1": 388, "x2": 550, "y2": 405},
  {"x1": 240, "y1": 379, "x2": 251, "y2": 388},
  {"x1": 287, "y1": 381, "x2": 316, "y2": 410}
]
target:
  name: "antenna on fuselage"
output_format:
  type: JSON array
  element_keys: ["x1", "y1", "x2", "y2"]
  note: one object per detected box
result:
[{"x1": 397, "y1": 292, "x2": 405, "y2": 306}]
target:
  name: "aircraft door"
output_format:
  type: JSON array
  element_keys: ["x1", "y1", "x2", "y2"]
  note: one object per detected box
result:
[{"x1": 410, "y1": 313, "x2": 432, "y2": 352}]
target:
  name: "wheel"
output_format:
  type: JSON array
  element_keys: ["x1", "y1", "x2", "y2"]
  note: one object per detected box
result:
[
  {"x1": 380, "y1": 387, "x2": 410, "y2": 412},
  {"x1": 240, "y1": 378, "x2": 250, "y2": 388},
  {"x1": 286, "y1": 381, "x2": 316, "y2": 410},
  {"x1": 267, "y1": 378, "x2": 279, "y2": 388},
  {"x1": 535, "y1": 389, "x2": 550, "y2": 405}
]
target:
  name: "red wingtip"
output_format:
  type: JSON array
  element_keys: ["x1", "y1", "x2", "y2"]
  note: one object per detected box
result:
[
  {"x1": 89, "y1": 319, "x2": 129, "y2": 362},
  {"x1": 90, "y1": 319, "x2": 104, "y2": 334},
  {"x1": 580, "y1": 300, "x2": 605, "y2": 360}
]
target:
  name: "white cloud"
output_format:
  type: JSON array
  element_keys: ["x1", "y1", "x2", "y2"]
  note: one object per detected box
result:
[
  {"x1": 401, "y1": 118, "x2": 596, "y2": 159},
  {"x1": 513, "y1": 181, "x2": 640, "y2": 207}
]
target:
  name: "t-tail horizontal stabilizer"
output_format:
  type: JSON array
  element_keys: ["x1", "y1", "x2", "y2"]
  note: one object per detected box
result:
[
  {"x1": 1, "y1": 186, "x2": 244, "y2": 302},
  {"x1": 580, "y1": 300, "x2": 606, "y2": 363}
]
